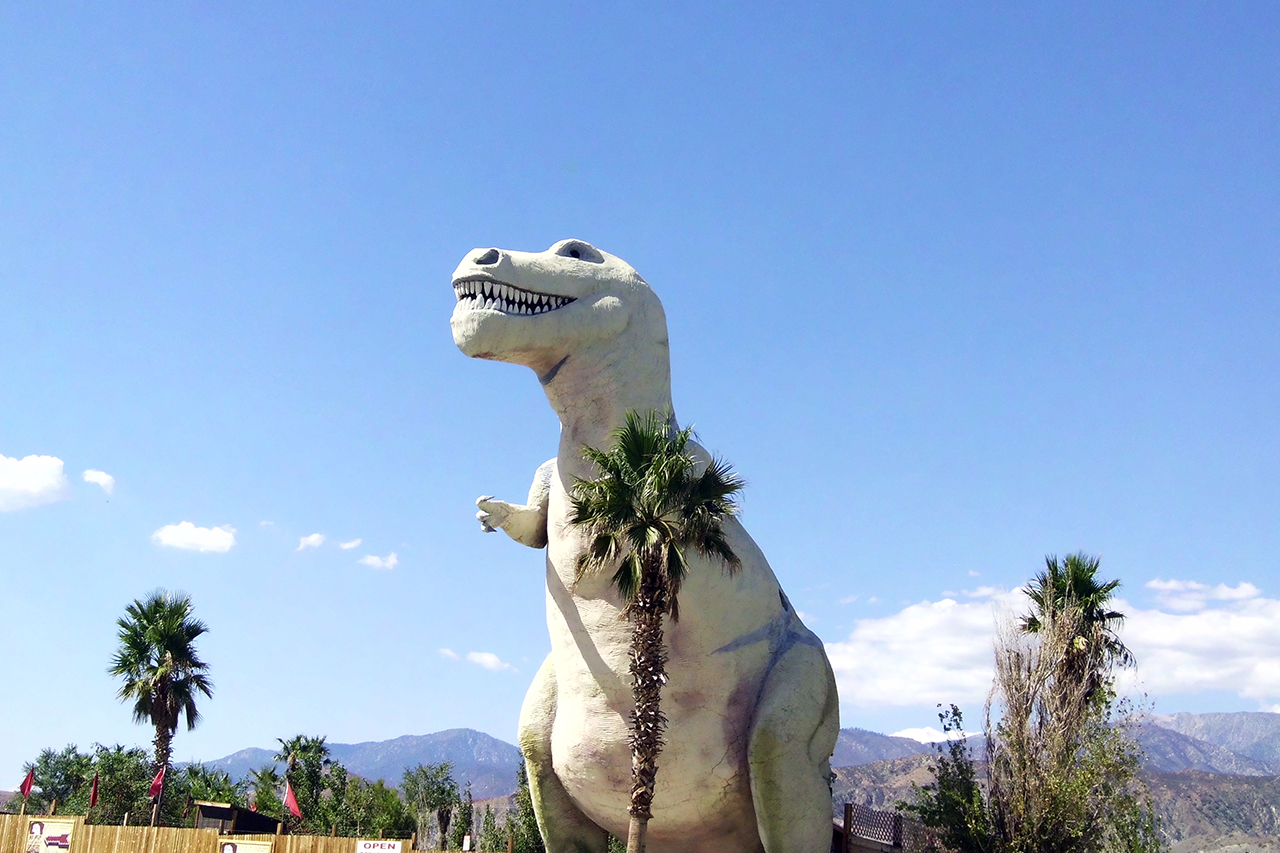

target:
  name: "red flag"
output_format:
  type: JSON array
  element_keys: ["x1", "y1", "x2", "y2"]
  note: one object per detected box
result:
[
  {"x1": 89, "y1": 772, "x2": 99, "y2": 808},
  {"x1": 19, "y1": 768, "x2": 34, "y2": 799},
  {"x1": 148, "y1": 766, "x2": 165, "y2": 798},
  {"x1": 283, "y1": 781, "x2": 301, "y2": 818}
]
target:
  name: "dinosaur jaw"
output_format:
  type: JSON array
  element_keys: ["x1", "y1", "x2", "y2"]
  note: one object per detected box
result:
[{"x1": 452, "y1": 276, "x2": 577, "y2": 317}]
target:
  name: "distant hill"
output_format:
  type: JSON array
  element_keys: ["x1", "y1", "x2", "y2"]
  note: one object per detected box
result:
[
  {"x1": 1150, "y1": 712, "x2": 1280, "y2": 772},
  {"x1": 830, "y1": 754, "x2": 1280, "y2": 853},
  {"x1": 833, "y1": 729, "x2": 930, "y2": 766},
  {"x1": 1136, "y1": 723, "x2": 1275, "y2": 776},
  {"x1": 1146, "y1": 769, "x2": 1280, "y2": 853},
  {"x1": 831, "y1": 753, "x2": 937, "y2": 813},
  {"x1": 203, "y1": 729, "x2": 523, "y2": 799}
]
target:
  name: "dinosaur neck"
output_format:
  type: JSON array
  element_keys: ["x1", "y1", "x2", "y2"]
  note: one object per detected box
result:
[{"x1": 542, "y1": 337, "x2": 673, "y2": 477}]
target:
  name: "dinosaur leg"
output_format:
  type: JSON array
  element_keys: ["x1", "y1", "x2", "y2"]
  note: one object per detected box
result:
[
  {"x1": 748, "y1": 641, "x2": 841, "y2": 853},
  {"x1": 519, "y1": 655, "x2": 610, "y2": 853}
]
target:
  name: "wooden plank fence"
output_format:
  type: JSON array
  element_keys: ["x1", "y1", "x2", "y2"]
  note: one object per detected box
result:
[{"x1": 0, "y1": 815, "x2": 411, "y2": 853}]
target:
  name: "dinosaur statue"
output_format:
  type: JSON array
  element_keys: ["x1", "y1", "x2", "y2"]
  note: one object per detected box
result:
[{"x1": 451, "y1": 239, "x2": 839, "y2": 853}]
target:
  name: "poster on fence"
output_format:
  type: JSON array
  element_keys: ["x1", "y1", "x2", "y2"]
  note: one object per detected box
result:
[
  {"x1": 356, "y1": 841, "x2": 402, "y2": 852},
  {"x1": 26, "y1": 819, "x2": 76, "y2": 853},
  {"x1": 217, "y1": 841, "x2": 274, "y2": 853}
]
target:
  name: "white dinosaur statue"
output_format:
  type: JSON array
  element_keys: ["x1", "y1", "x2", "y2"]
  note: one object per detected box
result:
[{"x1": 451, "y1": 239, "x2": 839, "y2": 853}]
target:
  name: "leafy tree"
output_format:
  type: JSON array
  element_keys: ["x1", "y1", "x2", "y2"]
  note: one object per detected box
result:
[
  {"x1": 903, "y1": 560, "x2": 1161, "y2": 853},
  {"x1": 87, "y1": 744, "x2": 155, "y2": 825},
  {"x1": 478, "y1": 805, "x2": 499, "y2": 852},
  {"x1": 507, "y1": 762, "x2": 545, "y2": 853},
  {"x1": 18, "y1": 745, "x2": 93, "y2": 815},
  {"x1": 403, "y1": 761, "x2": 459, "y2": 848},
  {"x1": 568, "y1": 409, "x2": 743, "y2": 853},
  {"x1": 900, "y1": 706, "x2": 993, "y2": 853},
  {"x1": 342, "y1": 777, "x2": 416, "y2": 839},
  {"x1": 108, "y1": 589, "x2": 214, "y2": 794},
  {"x1": 449, "y1": 782, "x2": 474, "y2": 850}
]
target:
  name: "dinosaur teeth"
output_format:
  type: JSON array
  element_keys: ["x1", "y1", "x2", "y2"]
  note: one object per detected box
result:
[{"x1": 452, "y1": 278, "x2": 577, "y2": 316}]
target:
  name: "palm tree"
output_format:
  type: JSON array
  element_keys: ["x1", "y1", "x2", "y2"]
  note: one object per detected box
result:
[
  {"x1": 248, "y1": 764, "x2": 283, "y2": 816},
  {"x1": 273, "y1": 735, "x2": 330, "y2": 830},
  {"x1": 108, "y1": 590, "x2": 214, "y2": 780},
  {"x1": 568, "y1": 409, "x2": 744, "y2": 853},
  {"x1": 1020, "y1": 553, "x2": 1133, "y2": 697}
]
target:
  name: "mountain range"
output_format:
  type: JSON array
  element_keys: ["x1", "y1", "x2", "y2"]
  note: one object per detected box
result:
[
  {"x1": 200, "y1": 728, "x2": 523, "y2": 800},
  {"x1": 194, "y1": 710, "x2": 1280, "y2": 798}
]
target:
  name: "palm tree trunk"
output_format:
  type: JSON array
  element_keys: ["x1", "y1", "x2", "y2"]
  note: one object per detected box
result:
[
  {"x1": 626, "y1": 569, "x2": 669, "y2": 853},
  {"x1": 153, "y1": 724, "x2": 173, "y2": 775}
]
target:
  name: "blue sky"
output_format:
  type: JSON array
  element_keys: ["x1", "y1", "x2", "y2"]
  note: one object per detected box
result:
[{"x1": 3, "y1": 2, "x2": 1278, "y2": 779}]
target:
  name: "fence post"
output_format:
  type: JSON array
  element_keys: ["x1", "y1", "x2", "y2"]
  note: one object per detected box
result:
[{"x1": 843, "y1": 803, "x2": 853, "y2": 853}]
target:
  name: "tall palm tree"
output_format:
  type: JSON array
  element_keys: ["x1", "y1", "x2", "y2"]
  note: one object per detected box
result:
[
  {"x1": 569, "y1": 409, "x2": 744, "y2": 853},
  {"x1": 1020, "y1": 553, "x2": 1133, "y2": 697},
  {"x1": 108, "y1": 590, "x2": 214, "y2": 779},
  {"x1": 273, "y1": 735, "x2": 330, "y2": 830}
]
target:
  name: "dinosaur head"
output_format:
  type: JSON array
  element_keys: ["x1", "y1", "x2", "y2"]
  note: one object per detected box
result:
[{"x1": 450, "y1": 239, "x2": 664, "y2": 380}]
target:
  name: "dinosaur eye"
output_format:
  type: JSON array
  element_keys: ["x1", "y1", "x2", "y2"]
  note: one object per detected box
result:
[{"x1": 555, "y1": 241, "x2": 603, "y2": 263}]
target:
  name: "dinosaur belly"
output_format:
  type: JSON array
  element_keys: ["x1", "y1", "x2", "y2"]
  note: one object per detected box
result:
[
  {"x1": 541, "y1": 510, "x2": 785, "y2": 849},
  {"x1": 547, "y1": 638, "x2": 769, "y2": 849}
]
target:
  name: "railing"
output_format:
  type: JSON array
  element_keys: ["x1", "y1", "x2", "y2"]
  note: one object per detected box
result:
[{"x1": 839, "y1": 803, "x2": 905, "y2": 851}]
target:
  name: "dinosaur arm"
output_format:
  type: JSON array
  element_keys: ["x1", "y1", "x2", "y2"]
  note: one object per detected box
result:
[{"x1": 475, "y1": 458, "x2": 555, "y2": 549}]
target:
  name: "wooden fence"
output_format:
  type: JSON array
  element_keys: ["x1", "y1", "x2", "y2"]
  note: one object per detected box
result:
[{"x1": 0, "y1": 815, "x2": 410, "y2": 853}]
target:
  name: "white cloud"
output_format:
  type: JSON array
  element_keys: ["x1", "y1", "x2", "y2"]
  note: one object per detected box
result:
[
  {"x1": 82, "y1": 469, "x2": 115, "y2": 495},
  {"x1": 968, "y1": 570, "x2": 981, "y2": 577},
  {"x1": 296, "y1": 533, "x2": 325, "y2": 551},
  {"x1": 0, "y1": 454, "x2": 70, "y2": 511},
  {"x1": 339, "y1": 538, "x2": 363, "y2": 550},
  {"x1": 826, "y1": 593, "x2": 1017, "y2": 709},
  {"x1": 1145, "y1": 578, "x2": 1261, "y2": 612},
  {"x1": 358, "y1": 552, "x2": 398, "y2": 570},
  {"x1": 440, "y1": 648, "x2": 516, "y2": 672},
  {"x1": 825, "y1": 580, "x2": 1280, "y2": 715},
  {"x1": 151, "y1": 522, "x2": 236, "y2": 553},
  {"x1": 1119, "y1": 588, "x2": 1280, "y2": 705},
  {"x1": 839, "y1": 595, "x2": 859, "y2": 605},
  {"x1": 259, "y1": 520, "x2": 274, "y2": 526},
  {"x1": 466, "y1": 651, "x2": 515, "y2": 672}
]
